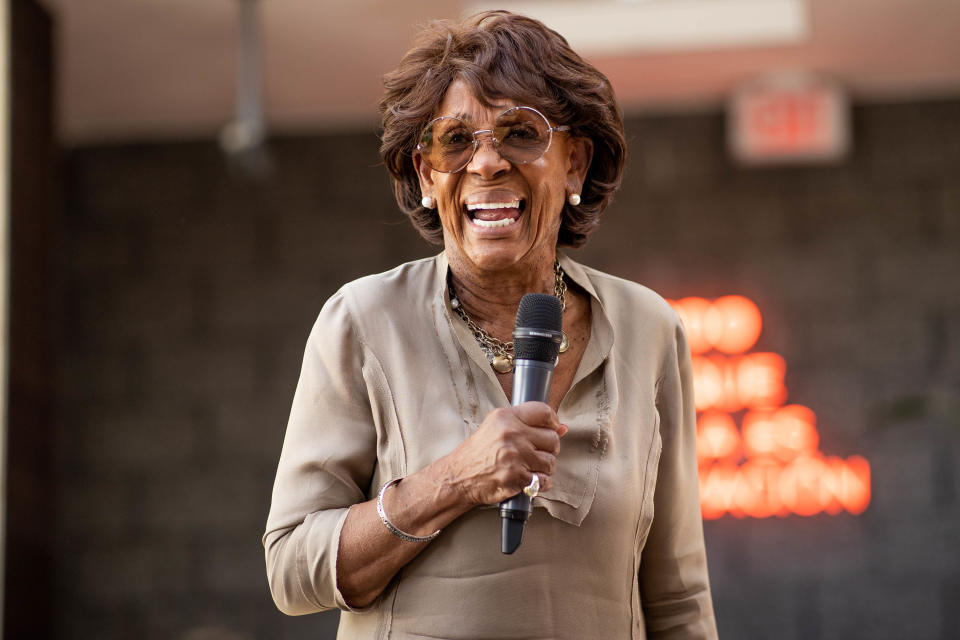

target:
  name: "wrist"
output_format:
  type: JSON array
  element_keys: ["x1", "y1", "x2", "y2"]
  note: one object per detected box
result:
[
  {"x1": 382, "y1": 464, "x2": 472, "y2": 537},
  {"x1": 377, "y1": 479, "x2": 441, "y2": 543},
  {"x1": 425, "y1": 454, "x2": 482, "y2": 511}
]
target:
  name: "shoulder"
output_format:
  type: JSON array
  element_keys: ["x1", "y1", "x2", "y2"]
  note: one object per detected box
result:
[
  {"x1": 574, "y1": 261, "x2": 681, "y2": 333},
  {"x1": 313, "y1": 255, "x2": 440, "y2": 350},
  {"x1": 333, "y1": 255, "x2": 439, "y2": 318}
]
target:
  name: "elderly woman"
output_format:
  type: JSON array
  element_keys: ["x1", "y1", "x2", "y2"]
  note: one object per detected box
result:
[{"x1": 264, "y1": 10, "x2": 717, "y2": 639}]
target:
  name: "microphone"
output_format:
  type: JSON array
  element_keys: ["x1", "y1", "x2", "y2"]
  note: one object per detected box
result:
[{"x1": 500, "y1": 293, "x2": 564, "y2": 555}]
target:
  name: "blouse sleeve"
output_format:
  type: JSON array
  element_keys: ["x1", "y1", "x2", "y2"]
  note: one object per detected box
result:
[
  {"x1": 639, "y1": 318, "x2": 718, "y2": 638},
  {"x1": 262, "y1": 290, "x2": 378, "y2": 615}
]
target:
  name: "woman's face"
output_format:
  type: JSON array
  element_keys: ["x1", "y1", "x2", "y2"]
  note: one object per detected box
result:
[{"x1": 414, "y1": 80, "x2": 591, "y2": 274}]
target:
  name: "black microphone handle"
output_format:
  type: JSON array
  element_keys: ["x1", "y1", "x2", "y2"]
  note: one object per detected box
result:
[{"x1": 500, "y1": 358, "x2": 555, "y2": 554}]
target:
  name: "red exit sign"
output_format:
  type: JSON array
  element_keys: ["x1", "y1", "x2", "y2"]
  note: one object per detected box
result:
[{"x1": 729, "y1": 74, "x2": 850, "y2": 164}]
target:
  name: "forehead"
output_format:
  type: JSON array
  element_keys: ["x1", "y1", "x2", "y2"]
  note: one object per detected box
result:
[{"x1": 434, "y1": 79, "x2": 517, "y2": 122}]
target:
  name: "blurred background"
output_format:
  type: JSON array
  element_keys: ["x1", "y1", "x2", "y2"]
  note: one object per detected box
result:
[{"x1": 2, "y1": 0, "x2": 959, "y2": 638}]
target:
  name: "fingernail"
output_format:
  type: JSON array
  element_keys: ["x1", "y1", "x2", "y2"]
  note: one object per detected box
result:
[{"x1": 559, "y1": 424, "x2": 569, "y2": 436}]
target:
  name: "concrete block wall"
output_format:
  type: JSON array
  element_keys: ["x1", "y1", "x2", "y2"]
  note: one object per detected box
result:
[{"x1": 53, "y1": 99, "x2": 960, "y2": 639}]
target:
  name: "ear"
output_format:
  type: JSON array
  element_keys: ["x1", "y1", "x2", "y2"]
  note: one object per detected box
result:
[
  {"x1": 413, "y1": 151, "x2": 436, "y2": 198},
  {"x1": 565, "y1": 136, "x2": 593, "y2": 196}
]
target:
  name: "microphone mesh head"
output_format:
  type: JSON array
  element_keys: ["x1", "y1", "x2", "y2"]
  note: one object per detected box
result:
[{"x1": 514, "y1": 293, "x2": 563, "y2": 363}]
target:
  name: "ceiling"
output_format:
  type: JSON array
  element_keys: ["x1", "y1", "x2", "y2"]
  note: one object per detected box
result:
[{"x1": 40, "y1": 0, "x2": 960, "y2": 145}]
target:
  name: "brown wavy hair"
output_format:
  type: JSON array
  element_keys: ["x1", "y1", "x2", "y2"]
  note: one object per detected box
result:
[{"x1": 379, "y1": 10, "x2": 626, "y2": 248}]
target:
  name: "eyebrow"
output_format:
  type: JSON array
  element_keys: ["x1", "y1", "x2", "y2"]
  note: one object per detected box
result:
[{"x1": 445, "y1": 106, "x2": 517, "y2": 124}]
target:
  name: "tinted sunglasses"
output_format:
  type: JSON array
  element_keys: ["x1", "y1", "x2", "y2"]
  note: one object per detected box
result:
[{"x1": 416, "y1": 106, "x2": 570, "y2": 173}]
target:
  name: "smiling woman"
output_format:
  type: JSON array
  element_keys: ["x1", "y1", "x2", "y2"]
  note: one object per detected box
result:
[
  {"x1": 413, "y1": 79, "x2": 592, "y2": 277},
  {"x1": 380, "y1": 11, "x2": 626, "y2": 249},
  {"x1": 263, "y1": 10, "x2": 717, "y2": 639}
]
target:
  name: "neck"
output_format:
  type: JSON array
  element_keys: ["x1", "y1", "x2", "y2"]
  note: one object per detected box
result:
[{"x1": 447, "y1": 251, "x2": 557, "y2": 335}]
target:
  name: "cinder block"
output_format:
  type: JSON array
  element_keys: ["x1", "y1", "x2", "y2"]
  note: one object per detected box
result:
[
  {"x1": 135, "y1": 465, "x2": 267, "y2": 536},
  {"x1": 860, "y1": 101, "x2": 960, "y2": 182},
  {"x1": 136, "y1": 597, "x2": 263, "y2": 640},
  {"x1": 818, "y1": 576, "x2": 942, "y2": 640},
  {"x1": 279, "y1": 609, "x2": 342, "y2": 640},
  {"x1": 844, "y1": 297, "x2": 929, "y2": 375},
  {"x1": 76, "y1": 402, "x2": 199, "y2": 472},
  {"x1": 78, "y1": 278, "x2": 199, "y2": 346},
  {"x1": 139, "y1": 345, "x2": 258, "y2": 401},
  {"x1": 197, "y1": 542, "x2": 273, "y2": 597},
  {"x1": 60, "y1": 346, "x2": 141, "y2": 403},
  {"x1": 870, "y1": 516, "x2": 960, "y2": 577},
  {"x1": 140, "y1": 217, "x2": 260, "y2": 283},
  {"x1": 72, "y1": 540, "x2": 193, "y2": 604},
  {"x1": 207, "y1": 276, "x2": 327, "y2": 337},
  {"x1": 864, "y1": 423, "x2": 943, "y2": 518},
  {"x1": 740, "y1": 515, "x2": 869, "y2": 579},
  {"x1": 65, "y1": 143, "x2": 224, "y2": 223},
  {"x1": 68, "y1": 223, "x2": 141, "y2": 276},
  {"x1": 707, "y1": 575, "x2": 807, "y2": 640},
  {"x1": 874, "y1": 247, "x2": 960, "y2": 304},
  {"x1": 272, "y1": 203, "x2": 398, "y2": 280},
  {"x1": 54, "y1": 470, "x2": 136, "y2": 541},
  {"x1": 936, "y1": 187, "x2": 960, "y2": 242},
  {"x1": 48, "y1": 600, "x2": 142, "y2": 640},
  {"x1": 211, "y1": 395, "x2": 290, "y2": 463}
]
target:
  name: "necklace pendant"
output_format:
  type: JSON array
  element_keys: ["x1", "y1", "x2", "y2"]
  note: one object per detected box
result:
[
  {"x1": 492, "y1": 354, "x2": 514, "y2": 374},
  {"x1": 559, "y1": 331, "x2": 569, "y2": 354}
]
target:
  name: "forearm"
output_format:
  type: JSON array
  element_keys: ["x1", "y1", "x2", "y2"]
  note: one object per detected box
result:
[
  {"x1": 336, "y1": 458, "x2": 473, "y2": 608},
  {"x1": 336, "y1": 402, "x2": 564, "y2": 609}
]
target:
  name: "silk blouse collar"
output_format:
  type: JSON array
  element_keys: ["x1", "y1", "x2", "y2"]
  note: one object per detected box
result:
[
  {"x1": 430, "y1": 251, "x2": 617, "y2": 526},
  {"x1": 431, "y1": 251, "x2": 615, "y2": 384}
]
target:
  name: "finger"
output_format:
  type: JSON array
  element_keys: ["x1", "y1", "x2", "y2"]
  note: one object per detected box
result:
[
  {"x1": 521, "y1": 424, "x2": 561, "y2": 455},
  {"x1": 523, "y1": 449, "x2": 557, "y2": 476},
  {"x1": 512, "y1": 401, "x2": 560, "y2": 431},
  {"x1": 538, "y1": 472, "x2": 554, "y2": 493},
  {"x1": 558, "y1": 423, "x2": 569, "y2": 437},
  {"x1": 524, "y1": 470, "x2": 554, "y2": 494}
]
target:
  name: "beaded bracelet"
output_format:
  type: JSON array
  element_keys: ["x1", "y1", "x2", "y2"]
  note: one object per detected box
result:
[{"x1": 376, "y1": 478, "x2": 442, "y2": 543}]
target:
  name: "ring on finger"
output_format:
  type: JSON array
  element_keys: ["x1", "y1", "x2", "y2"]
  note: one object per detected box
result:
[{"x1": 523, "y1": 473, "x2": 540, "y2": 498}]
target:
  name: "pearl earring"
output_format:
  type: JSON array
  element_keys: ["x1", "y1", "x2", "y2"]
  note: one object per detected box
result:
[
  {"x1": 567, "y1": 193, "x2": 581, "y2": 206},
  {"x1": 421, "y1": 195, "x2": 435, "y2": 209}
]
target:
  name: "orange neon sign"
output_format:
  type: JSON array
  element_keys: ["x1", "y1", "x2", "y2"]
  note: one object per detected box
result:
[{"x1": 669, "y1": 296, "x2": 871, "y2": 519}]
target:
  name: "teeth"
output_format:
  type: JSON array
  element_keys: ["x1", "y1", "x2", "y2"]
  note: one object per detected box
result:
[
  {"x1": 466, "y1": 200, "x2": 520, "y2": 211},
  {"x1": 472, "y1": 217, "x2": 517, "y2": 228}
]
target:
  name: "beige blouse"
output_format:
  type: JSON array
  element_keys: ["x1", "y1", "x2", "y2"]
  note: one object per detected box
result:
[{"x1": 263, "y1": 252, "x2": 717, "y2": 639}]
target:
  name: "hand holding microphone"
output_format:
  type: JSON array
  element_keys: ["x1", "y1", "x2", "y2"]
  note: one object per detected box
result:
[
  {"x1": 441, "y1": 399, "x2": 567, "y2": 509},
  {"x1": 500, "y1": 293, "x2": 565, "y2": 554},
  {"x1": 436, "y1": 294, "x2": 566, "y2": 552}
]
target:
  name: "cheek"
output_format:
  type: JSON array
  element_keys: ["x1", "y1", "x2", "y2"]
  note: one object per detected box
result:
[
  {"x1": 435, "y1": 182, "x2": 464, "y2": 235},
  {"x1": 531, "y1": 170, "x2": 567, "y2": 223},
  {"x1": 439, "y1": 202, "x2": 464, "y2": 238},
  {"x1": 439, "y1": 208, "x2": 462, "y2": 238}
]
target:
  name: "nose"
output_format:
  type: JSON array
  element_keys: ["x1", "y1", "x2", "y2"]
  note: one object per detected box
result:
[{"x1": 466, "y1": 130, "x2": 510, "y2": 179}]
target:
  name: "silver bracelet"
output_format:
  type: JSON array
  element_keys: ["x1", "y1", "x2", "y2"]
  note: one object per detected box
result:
[{"x1": 376, "y1": 478, "x2": 441, "y2": 543}]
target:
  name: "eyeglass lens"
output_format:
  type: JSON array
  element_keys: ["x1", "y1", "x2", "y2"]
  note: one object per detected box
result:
[{"x1": 418, "y1": 107, "x2": 553, "y2": 173}]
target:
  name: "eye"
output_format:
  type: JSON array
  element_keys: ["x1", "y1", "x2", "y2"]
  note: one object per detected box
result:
[
  {"x1": 506, "y1": 124, "x2": 538, "y2": 140},
  {"x1": 446, "y1": 131, "x2": 471, "y2": 145},
  {"x1": 439, "y1": 127, "x2": 472, "y2": 148}
]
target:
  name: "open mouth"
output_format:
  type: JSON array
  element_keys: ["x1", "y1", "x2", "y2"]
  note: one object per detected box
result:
[{"x1": 465, "y1": 199, "x2": 525, "y2": 229}]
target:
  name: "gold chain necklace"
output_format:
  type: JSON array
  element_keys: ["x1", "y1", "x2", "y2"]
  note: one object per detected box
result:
[{"x1": 449, "y1": 260, "x2": 570, "y2": 374}]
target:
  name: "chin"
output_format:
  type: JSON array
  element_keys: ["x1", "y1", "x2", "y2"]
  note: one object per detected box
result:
[
  {"x1": 445, "y1": 204, "x2": 557, "y2": 273},
  {"x1": 462, "y1": 238, "x2": 554, "y2": 275},
  {"x1": 469, "y1": 252, "x2": 526, "y2": 273}
]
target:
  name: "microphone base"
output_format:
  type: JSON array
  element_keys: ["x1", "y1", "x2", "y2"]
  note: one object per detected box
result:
[
  {"x1": 500, "y1": 495, "x2": 532, "y2": 554},
  {"x1": 500, "y1": 516, "x2": 526, "y2": 554}
]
